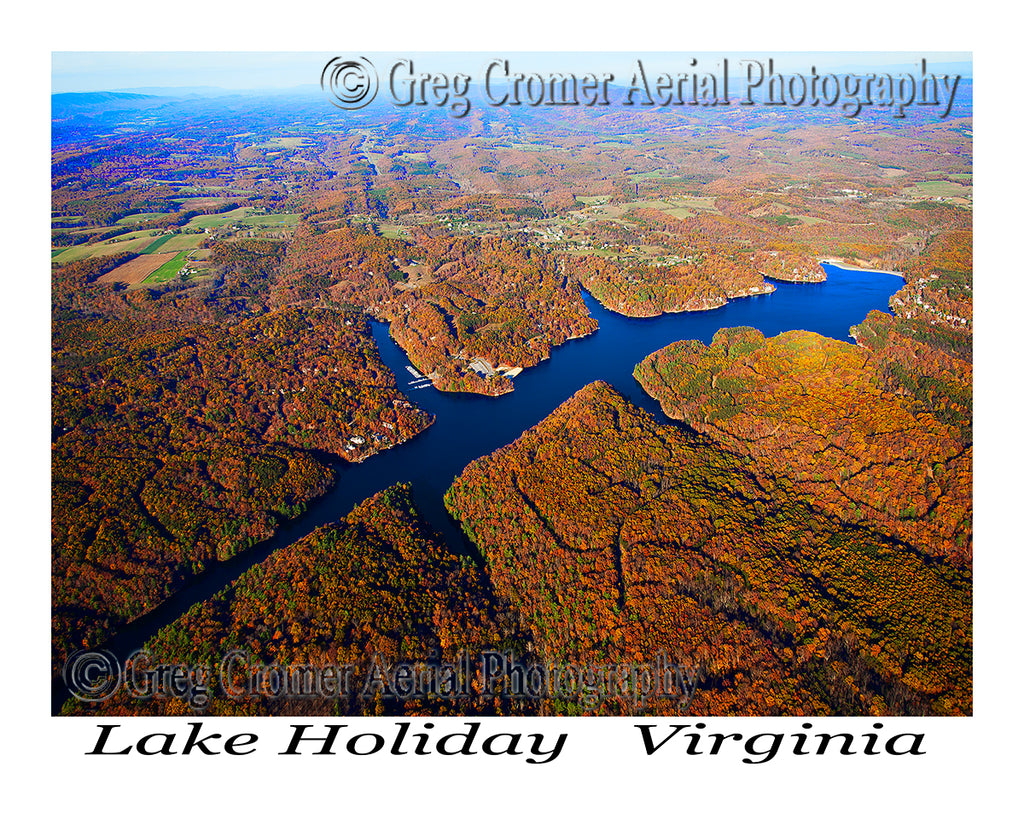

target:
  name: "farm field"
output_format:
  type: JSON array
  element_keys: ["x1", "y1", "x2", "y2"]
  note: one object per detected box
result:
[
  {"x1": 143, "y1": 250, "x2": 189, "y2": 283},
  {"x1": 116, "y1": 212, "x2": 170, "y2": 225},
  {"x1": 378, "y1": 223, "x2": 410, "y2": 239},
  {"x1": 902, "y1": 179, "x2": 973, "y2": 199},
  {"x1": 185, "y1": 207, "x2": 254, "y2": 229},
  {"x1": 580, "y1": 195, "x2": 721, "y2": 223},
  {"x1": 140, "y1": 233, "x2": 175, "y2": 254},
  {"x1": 144, "y1": 233, "x2": 203, "y2": 253},
  {"x1": 52, "y1": 233, "x2": 160, "y2": 263},
  {"x1": 185, "y1": 207, "x2": 299, "y2": 230},
  {"x1": 170, "y1": 197, "x2": 244, "y2": 208},
  {"x1": 262, "y1": 136, "x2": 310, "y2": 149},
  {"x1": 96, "y1": 252, "x2": 178, "y2": 285},
  {"x1": 237, "y1": 212, "x2": 300, "y2": 228}
]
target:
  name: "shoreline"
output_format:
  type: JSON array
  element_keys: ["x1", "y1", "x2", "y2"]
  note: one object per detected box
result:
[{"x1": 819, "y1": 258, "x2": 905, "y2": 279}]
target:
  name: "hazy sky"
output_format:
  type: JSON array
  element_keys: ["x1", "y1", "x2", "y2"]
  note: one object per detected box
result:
[{"x1": 52, "y1": 52, "x2": 971, "y2": 93}]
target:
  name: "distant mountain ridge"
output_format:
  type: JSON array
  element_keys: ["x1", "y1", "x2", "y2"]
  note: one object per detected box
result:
[{"x1": 52, "y1": 91, "x2": 157, "y2": 104}]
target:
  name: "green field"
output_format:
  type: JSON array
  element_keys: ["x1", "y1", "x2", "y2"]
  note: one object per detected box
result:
[
  {"x1": 670, "y1": 195, "x2": 719, "y2": 212},
  {"x1": 623, "y1": 199, "x2": 675, "y2": 211},
  {"x1": 141, "y1": 234, "x2": 174, "y2": 254},
  {"x1": 173, "y1": 186, "x2": 251, "y2": 196},
  {"x1": 501, "y1": 142, "x2": 555, "y2": 152},
  {"x1": 186, "y1": 207, "x2": 253, "y2": 229},
  {"x1": 52, "y1": 234, "x2": 161, "y2": 263},
  {"x1": 378, "y1": 223, "x2": 409, "y2": 240},
  {"x1": 262, "y1": 137, "x2": 309, "y2": 149},
  {"x1": 185, "y1": 207, "x2": 299, "y2": 230},
  {"x1": 902, "y1": 180, "x2": 972, "y2": 198},
  {"x1": 143, "y1": 232, "x2": 204, "y2": 253},
  {"x1": 565, "y1": 246, "x2": 621, "y2": 258},
  {"x1": 143, "y1": 251, "x2": 189, "y2": 283},
  {"x1": 160, "y1": 233, "x2": 204, "y2": 252},
  {"x1": 628, "y1": 170, "x2": 684, "y2": 182},
  {"x1": 621, "y1": 196, "x2": 719, "y2": 220},
  {"x1": 116, "y1": 212, "x2": 170, "y2": 225},
  {"x1": 237, "y1": 212, "x2": 300, "y2": 228}
]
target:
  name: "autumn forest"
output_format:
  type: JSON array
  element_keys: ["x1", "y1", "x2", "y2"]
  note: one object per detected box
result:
[{"x1": 52, "y1": 72, "x2": 972, "y2": 717}]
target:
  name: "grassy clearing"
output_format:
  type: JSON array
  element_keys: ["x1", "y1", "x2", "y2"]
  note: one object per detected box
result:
[
  {"x1": 61, "y1": 225, "x2": 108, "y2": 237},
  {"x1": 672, "y1": 195, "x2": 719, "y2": 212},
  {"x1": 615, "y1": 195, "x2": 718, "y2": 221},
  {"x1": 184, "y1": 207, "x2": 299, "y2": 230},
  {"x1": 175, "y1": 186, "x2": 251, "y2": 195},
  {"x1": 628, "y1": 170, "x2": 684, "y2": 181},
  {"x1": 112, "y1": 229, "x2": 163, "y2": 241},
  {"x1": 564, "y1": 247, "x2": 621, "y2": 258},
  {"x1": 576, "y1": 196, "x2": 610, "y2": 206},
  {"x1": 501, "y1": 142, "x2": 554, "y2": 152},
  {"x1": 171, "y1": 197, "x2": 244, "y2": 208},
  {"x1": 902, "y1": 180, "x2": 972, "y2": 198},
  {"x1": 237, "y1": 212, "x2": 299, "y2": 228},
  {"x1": 793, "y1": 214, "x2": 827, "y2": 226},
  {"x1": 624, "y1": 199, "x2": 675, "y2": 211},
  {"x1": 378, "y1": 223, "x2": 409, "y2": 240},
  {"x1": 265, "y1": 137, "x2": 309, "y2": 149},
  {"x1": 144, "y1": 251, "x2": 189, "y2": 284},
  {"x1": 186, "y1": 207, "x2": 253, "y2": 229}
]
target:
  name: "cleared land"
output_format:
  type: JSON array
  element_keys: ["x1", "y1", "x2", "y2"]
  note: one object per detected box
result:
[
  {"x1": 141, "y1": 234, "x2": 175, "y2": 254},
  {"x1": 144, "y1": 251, "x2": 189, "y2": 284},
  {"x1": 171, "y1": 197, "x2": 244, "y2": 208},
  {"x1": 263, "y1": 137, "x2": 309, "y2": 149},
  {"x1": 52, "y1": 234, "x2": 161, "y2": 263},
  {"x1": 97, "y1": 252, "x2": 178, "y2": 285},
  {"x1": 149, "y1": 233, "x2": 204, "y2": 253},
  {"x1": 186, "y1": 207, "x2": 253, "y2": 229},
  {"x1": 116, "y1": 212, "x2": 170, "y2": 225},
  {"x1": 379, "y1": 223, "x2": 409, "y2": 240},
  {"x1": 237, "y1": 212, "x2": 299, "y2": 228},
  {"x1": 902, "y1": 180, "x2": 972, "y2": 199},
  {"x1": 581, "y1": 195, "x2": 720, "y2": 223},
  {"x1": 185, "y1": 207, "x2": 299, "y2": 230}
]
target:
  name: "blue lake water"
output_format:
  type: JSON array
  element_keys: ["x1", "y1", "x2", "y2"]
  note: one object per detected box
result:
[
  {"x1": 351, "y1": 263, "x2": 903, "y2": 553},
  {"x1": 53, "y1": 262, "x2": 901, "y2": 711}
]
